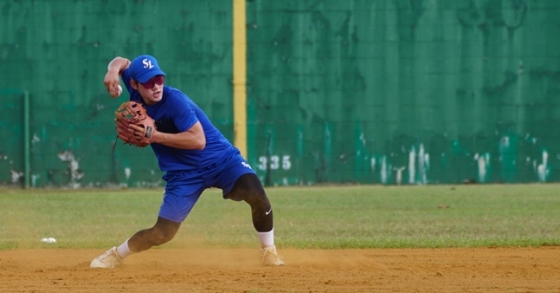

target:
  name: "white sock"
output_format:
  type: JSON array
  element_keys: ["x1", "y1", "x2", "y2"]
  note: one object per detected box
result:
[
  {"x1": 258, "y1": 229, "x2": 275, "y2": 248},
  {"x1": 116, "y1": 239, "x2": 133, "y2": 259}
]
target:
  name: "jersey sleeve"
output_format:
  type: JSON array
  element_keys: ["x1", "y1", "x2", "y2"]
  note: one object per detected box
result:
[{"x1": 169, "y1": 92, "x2": 199, "y2": 132}]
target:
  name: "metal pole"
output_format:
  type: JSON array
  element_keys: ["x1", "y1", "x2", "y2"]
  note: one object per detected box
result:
[{"x1": 233, "y1": 0, "x2": 248, "y2": 159}]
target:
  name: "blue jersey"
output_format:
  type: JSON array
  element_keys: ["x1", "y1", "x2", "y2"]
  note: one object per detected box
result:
[{"x1": 121, "y1": 69, "x2": 237, "y2": 171}]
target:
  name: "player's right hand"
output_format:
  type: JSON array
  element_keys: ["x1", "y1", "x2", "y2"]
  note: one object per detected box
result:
[{"x1": 104, "y1": 71, "x2": 121, "y2": 98}]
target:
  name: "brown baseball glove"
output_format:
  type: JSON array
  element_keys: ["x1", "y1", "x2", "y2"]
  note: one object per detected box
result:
[{"x1": 114, "y1": 101, "x2": 155, "y2": 147}]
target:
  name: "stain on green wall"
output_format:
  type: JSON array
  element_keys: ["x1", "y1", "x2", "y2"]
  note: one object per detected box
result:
[
  {"x1": 247, "y1": 0, "x2": 560, "y2": 185},
  {"x1": 0, "y1": 0, "x2": 233, "y2": 187}
]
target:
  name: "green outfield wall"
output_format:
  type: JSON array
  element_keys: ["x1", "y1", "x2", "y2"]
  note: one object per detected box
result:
[{"x1": 1, "y1": 0, "x2": 559, "y2": 187}]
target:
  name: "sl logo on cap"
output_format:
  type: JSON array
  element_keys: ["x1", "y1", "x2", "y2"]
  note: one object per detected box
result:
[{"x1": 142, "y1": 59, "x2": 154, "y2": 69}]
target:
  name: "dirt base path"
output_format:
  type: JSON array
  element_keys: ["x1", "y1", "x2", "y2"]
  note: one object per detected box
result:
[{"x1": 1, "y1": 247, "x2": 559, "y2": 292}]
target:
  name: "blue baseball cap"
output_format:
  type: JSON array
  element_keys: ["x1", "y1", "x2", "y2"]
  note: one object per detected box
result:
[{"x1": 128, "y1": 55, "x2": 166, "y2": 83}]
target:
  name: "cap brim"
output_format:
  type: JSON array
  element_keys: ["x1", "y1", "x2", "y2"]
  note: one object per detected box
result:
[{"x1": 136, "y1": 69, "x2": 166, "y2": 83}]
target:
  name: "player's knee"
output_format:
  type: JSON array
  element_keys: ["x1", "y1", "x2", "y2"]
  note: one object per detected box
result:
[
  {"x1": 244, "y1": 190, "x2": 272, "y2": 215},
  {"x1": 251, "y1": 190, "x2": 269, "y2": 205},
  {"x1": 228, "y1": 188, "x2": 268, "y2": 205},
  {"x1": 224, "y1": 174, "x2": 266, "y2": 202}
]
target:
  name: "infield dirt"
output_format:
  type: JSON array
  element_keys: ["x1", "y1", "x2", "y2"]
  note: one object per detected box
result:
[{"x1": 1, "y1": 247, "x2": 559, "y2": 292}]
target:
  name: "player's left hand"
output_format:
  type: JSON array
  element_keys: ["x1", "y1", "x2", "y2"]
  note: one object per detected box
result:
[{"x1": 114, "y1": 101, "x2": 157, "y2": 147}]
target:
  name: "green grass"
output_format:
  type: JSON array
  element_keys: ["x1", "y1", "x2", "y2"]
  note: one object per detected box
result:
[{"x1": 1, "y1": 184, "x2": 559, "y2": 250}]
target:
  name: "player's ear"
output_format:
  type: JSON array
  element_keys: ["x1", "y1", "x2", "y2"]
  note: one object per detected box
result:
[{"x1": 130, "y1": 78, "x2": 138, "y2": 90}]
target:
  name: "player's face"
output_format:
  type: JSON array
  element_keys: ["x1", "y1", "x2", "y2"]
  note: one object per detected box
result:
[{"x1": 132, "y1": 75, "x2": 165, "y2": 105}]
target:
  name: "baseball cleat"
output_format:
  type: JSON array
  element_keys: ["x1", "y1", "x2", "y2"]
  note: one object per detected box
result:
[
  {"x1": 90, "y1": 247, "x2": 122, "y2": 269},
  {"x1": 260, "y1": 245, "x2": 284, "y2": 266}
]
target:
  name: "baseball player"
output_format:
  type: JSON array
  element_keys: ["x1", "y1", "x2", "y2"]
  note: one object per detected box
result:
[{"x1": 90, "y1": 55, "x2": 284, "y2": 268}]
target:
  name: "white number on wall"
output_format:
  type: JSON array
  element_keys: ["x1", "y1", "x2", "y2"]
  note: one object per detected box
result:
[
  {"x1": 258, "y1": 156, "x2": 268, "y2": 171},
  {"x1": 282, "y1": 155, "x2": 291, "y2": 170},
  {"x1": 258, "y1": 155, "x2": 292, "y2": 170},
  {"x1": 270, "y1": 155, "x2": 280, "y2": 170}
]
